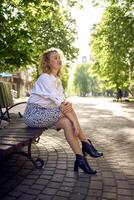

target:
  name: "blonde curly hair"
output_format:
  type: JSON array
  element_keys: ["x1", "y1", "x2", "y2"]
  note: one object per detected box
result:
[{"x1": 39, "y1": 48, "x2": 65, "y2": 77}]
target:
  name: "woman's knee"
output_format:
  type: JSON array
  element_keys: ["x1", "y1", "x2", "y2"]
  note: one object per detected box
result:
[{"x1": 56, "y1": 117, "x2": 72, "y2": 130}]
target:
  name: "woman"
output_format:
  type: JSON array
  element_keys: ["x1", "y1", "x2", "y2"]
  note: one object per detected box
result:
[{"x1": 23, "y1": 48, "x2": 103, "y2": 174}]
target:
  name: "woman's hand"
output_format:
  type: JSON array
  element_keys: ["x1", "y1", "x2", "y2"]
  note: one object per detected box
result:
[
  {"x1": 60, "y1": 101, "x2": 73, "y2": 113},
  {"x1": 60, "y1": 101, "x2": 80, "y2": 136}
]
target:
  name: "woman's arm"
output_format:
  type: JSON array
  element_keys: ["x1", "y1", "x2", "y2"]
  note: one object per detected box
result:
[{"x1": 33, "y1": 74, "x2": 65, "y2": 107}]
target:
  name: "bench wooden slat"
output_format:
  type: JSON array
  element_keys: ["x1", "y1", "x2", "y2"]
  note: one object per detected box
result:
[
  {"x1": 0, "y1": 135, "x2": 37, "y2": 139},
  {"x1": 0, "y1": 134, "x2": 43, "y2": 139},
  {"x1": 0, "y1": 133, "x2": 42, "y2": 140},
  {"x1": 0, "y1": 144, "x2": 14, "y2": 156},
  {"x1": 0, "y1": 128, "x2": 44, "y2": 135},
  {"x1": 0, "y1": 140, "x2": 26, "y2": 148},
  {"x1": 0, "y1": 137, "x2": 31, "y2": 144},
  {"x1": 0, "y1": 140, "x2": 29, "y2": 149}
]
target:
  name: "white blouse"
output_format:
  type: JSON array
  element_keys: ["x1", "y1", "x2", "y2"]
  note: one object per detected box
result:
[{"x1": 28, "y1": 73, "x2": 65, "y2": 108}]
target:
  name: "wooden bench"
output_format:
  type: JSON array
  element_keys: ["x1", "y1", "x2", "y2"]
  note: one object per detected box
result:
[{"x1": 0, "y1": 82, "x2": 45, "y2": 168}]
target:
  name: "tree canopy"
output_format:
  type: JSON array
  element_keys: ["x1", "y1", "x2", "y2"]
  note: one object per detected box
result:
[
  {"x1": 73, "y1": 63, "x2": 100, "y2": 96},
  {"x1": 90, "y1": 2, "x2": 134, "y2": 90},
  {"x1": 0, "y1": 0, "x2": 80, "y2": 72}
]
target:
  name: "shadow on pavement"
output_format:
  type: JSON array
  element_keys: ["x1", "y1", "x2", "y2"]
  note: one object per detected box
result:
[{"x1": 0, "y1": 99, "x2": 134, "y2": 200}]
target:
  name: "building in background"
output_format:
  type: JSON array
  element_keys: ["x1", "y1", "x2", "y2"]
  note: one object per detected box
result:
[{"x1": 0, "y1": 70, "x2": 33, "y2": 98}]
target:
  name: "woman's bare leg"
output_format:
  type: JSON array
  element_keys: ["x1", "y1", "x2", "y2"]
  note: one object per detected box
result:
[
  {"x1": 56, "y1": 116, "x2": 97, "y2": 174},
  {"x1": 59, "y1": 107, "x2": 103, "y2": 159},
  {"x1": 56, "y1": 117, "x2": 83, "y2": 155},
  {"x1": 62, "y1": 108, "x2": 90, "y2": 142}
]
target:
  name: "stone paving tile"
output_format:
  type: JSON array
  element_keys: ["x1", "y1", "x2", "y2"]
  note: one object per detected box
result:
[
  {"x1": 102, "y1": 192, "x2": 117, "y2": 199},
  {"x1": 8, "y1": 190, "x2": 22, "y2": 198},
  {"x1": 53, "y1": 196, "x2": 69, "y2": 200},
  {"x1": 85, "y1": 197, "x2": 101, "y2": 200},
  {"x1": 2, "y1": 197, "x2": 17, "y2": 200},
  {"x1": 17, "y1": 193, "x2": 36, "y2": 200},
  {"x1": 69, "y1": 193, "x2": 87, "y2": 200},
  {"x1": 42, "y1": 188, "x2": 58, "y2": 195},
  {"x1": 88, "y1": 189, "x2": 102, "y2": 197},
  {"x1": 117, "y1": 196, "x2": 133, "y2": 200},
  {"x1": 56, "y1": 191, "x2": 71, "y2": 197},
  {"x1": 117, "y1": 188, "x2": 132, "y2": 196},
  {"x1": 90, "y1": 181, "x2": 103, "y2": 189},
  {"x1": 103, "y1": 186, "x2": 116, "y2": 193},
  {"x1": 60, "y1": 186, "x2": 73, "y2": 192},
  {"x1": 30, "y1": 184, "x2": 44, "y2": 190},
  {"x1": 36, "y1": 194, "x2": 53, "y2": 200},
  {"x1": 0, "y1": 97, "x2": 134, "y2": 200}
]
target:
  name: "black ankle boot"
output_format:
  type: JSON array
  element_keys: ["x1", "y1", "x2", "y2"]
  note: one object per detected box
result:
[
  {"x1": 82, "y1": 140, "x2": 103, "y2": 158},
  {"x1": 74, "y1": 154, "x2": 97, "y2": 174},
  {"x1": 87, "y1": 139, "x2": 103, "y2": 155}
]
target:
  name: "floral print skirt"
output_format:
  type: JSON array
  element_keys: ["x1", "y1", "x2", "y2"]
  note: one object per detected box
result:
[{"x1": 23, "y1": 103, "x2": 62, "y2": 130}]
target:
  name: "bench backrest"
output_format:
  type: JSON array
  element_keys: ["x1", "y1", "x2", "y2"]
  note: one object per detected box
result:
[{"x1": 0, "y1": 82, "x2": 14, "y2": 108}]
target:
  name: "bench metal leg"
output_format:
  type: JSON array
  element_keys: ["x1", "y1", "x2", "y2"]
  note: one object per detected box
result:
[
  {"x1": 14, "y1": 142, "x2": 44, "y2": 169},
  {"x1": 1, "y1": 102, "x2": 27, "y2": 121}
]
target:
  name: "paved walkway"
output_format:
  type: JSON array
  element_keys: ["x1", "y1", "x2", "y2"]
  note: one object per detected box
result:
[{"x1": 0, "y1": 97, "x2": 134, "y2": 200}]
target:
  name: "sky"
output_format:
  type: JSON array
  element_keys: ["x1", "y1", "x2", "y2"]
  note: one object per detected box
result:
[{"x1": 71, "y1": 1, "x2": 104, "y2": 65}]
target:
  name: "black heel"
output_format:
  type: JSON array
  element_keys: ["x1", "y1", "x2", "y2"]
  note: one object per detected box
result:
[
  {"x1": 82, "y1": 149, "x2": 86, "y2": 156},
  {"x1": 74, "y1": 154, "x2": 97, "y2": 174},
  {"x1": 82, "y1": 140, "x2": 103, "y2": 158},
  {"x1": 74, "y1": 160, "x2": 78, "y2": 172}
]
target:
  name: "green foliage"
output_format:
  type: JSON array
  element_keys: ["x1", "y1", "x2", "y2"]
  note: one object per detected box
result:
[
  {"x1": 61, "y1": 64, "x2": 70, "y2": 90},
  {"x1": 91, "y1": 4, "x2": 134, "y2": 90},
  {"x1": 92, "y1": 0, "x2": 134, "y2": 9},
  {"x1": 73, "y1": 63, "x2": 100, "y2": 96},
  {"x1": 0, "y1": 0, "x2": 79, "y2": 74}
]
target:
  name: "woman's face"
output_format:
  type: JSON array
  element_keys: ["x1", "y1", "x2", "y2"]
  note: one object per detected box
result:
[{"x1": 49, "y1": 51, "x2": 62, "y2": 71}]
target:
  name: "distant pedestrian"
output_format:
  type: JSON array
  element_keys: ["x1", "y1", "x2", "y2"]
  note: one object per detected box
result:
[{"x1": 117, "y1": 88, "x2": 123, "y2": 101}]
